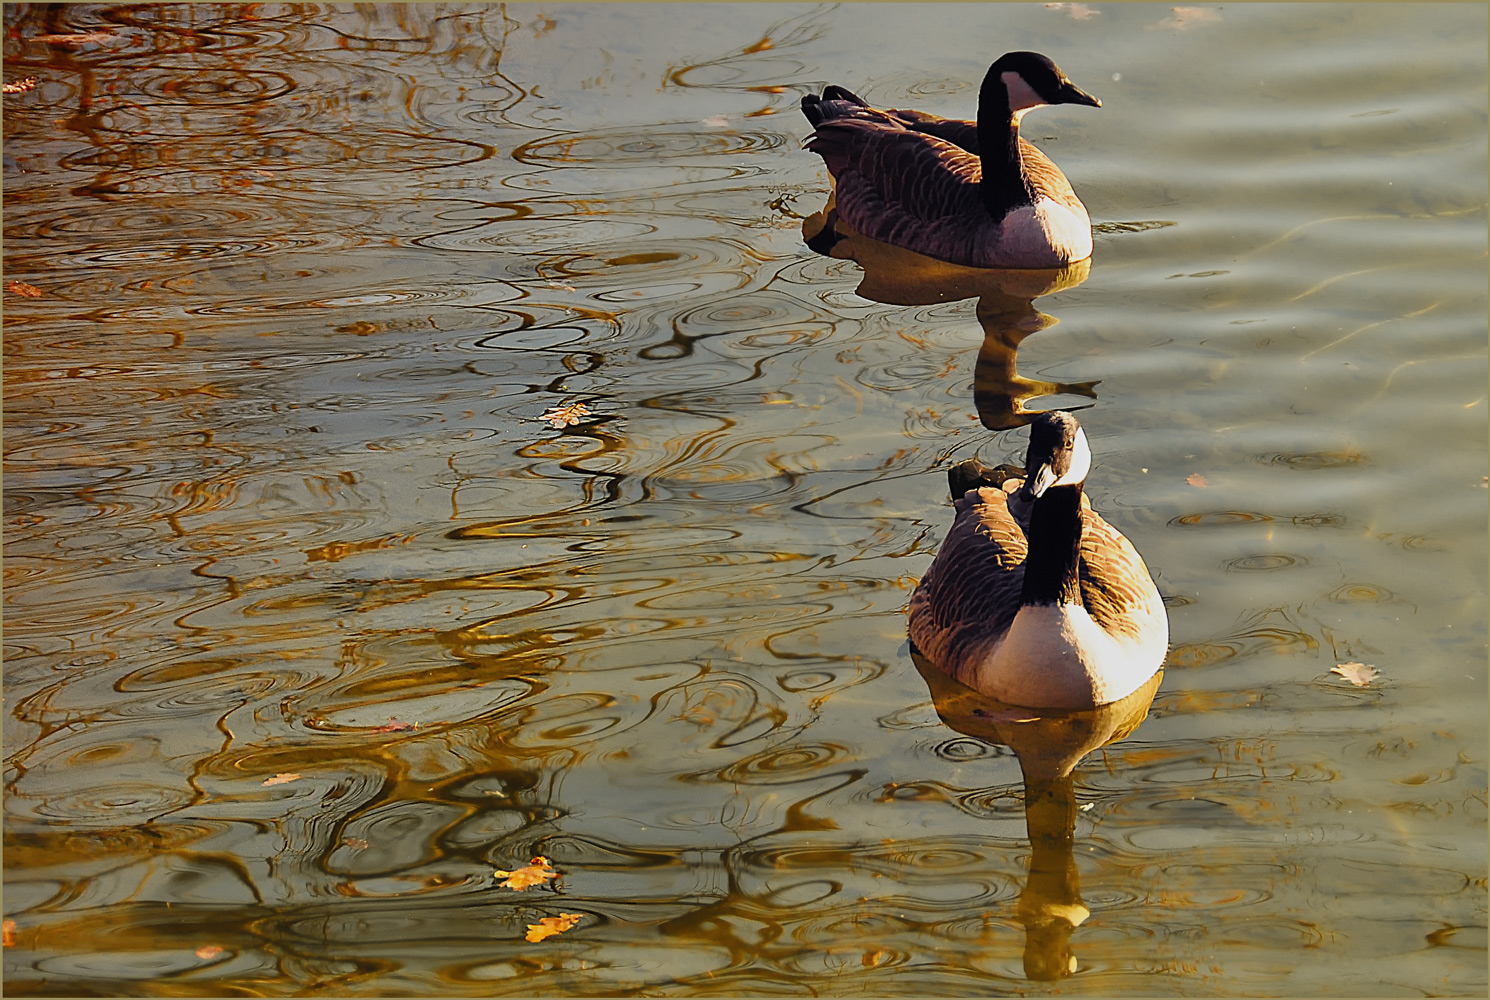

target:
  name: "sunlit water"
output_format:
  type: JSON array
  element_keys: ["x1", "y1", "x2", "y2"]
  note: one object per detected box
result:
[{"x1": 3, "y1": 3, "x2": 1486, "y2": 995}]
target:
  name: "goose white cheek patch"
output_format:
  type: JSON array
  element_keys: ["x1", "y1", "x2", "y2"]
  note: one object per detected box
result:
[{"x1": 1002, "y1": 71, "x2": 1046, "y2": 111}]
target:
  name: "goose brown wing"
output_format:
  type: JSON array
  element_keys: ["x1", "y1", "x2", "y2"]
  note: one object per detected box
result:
[
  {"x1": 1019, "y1": 139, "x2": 1083, "y2": 212},
  {"x1": 806, "y1": 119, "x2": 987, "y2": 255},
  {"x1": 1077, "y1": 510, "x2": 1164, "y2": 644},
  {"x1": 883, "y1": 108, "x2": 980, "y2": 152},
  {"x1": 909, "y1": 487, "x2": 1025, "y2": 663}
]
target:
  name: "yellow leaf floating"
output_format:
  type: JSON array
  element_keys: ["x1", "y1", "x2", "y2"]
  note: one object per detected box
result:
[
  {"x1": 494, "y1": 856, "x2": 558, "y2": 890},
  {"x1": 539, "y1": 402, "x2": 591, "y2": 429},
  {"x1": 262, "y1": 772, "x2": 301, "y2": 786},
  {"x1": 525, "y1": 913, "x2": 583, "y2": 943},
  {"x1": 1331, "y1": 661, "x2": 1380, "y2": 687}
]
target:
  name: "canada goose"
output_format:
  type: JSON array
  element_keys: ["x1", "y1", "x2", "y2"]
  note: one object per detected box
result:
[
  {"x1": 800, "y1": 51, "x2": 1101, "y2": 269},
  {"x1": 908, "y1": 412, "x2": 1167, "y2": 709}
]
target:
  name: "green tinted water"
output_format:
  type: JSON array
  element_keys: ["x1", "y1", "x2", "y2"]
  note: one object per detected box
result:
[{"x1": 4, "y1": 3, "x2": 1485, "y2": 995}]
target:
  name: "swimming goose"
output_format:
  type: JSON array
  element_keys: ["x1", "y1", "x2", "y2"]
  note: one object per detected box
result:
[
  {"x1": 800, "y1": 51, "x2": 1101, "y2": 269},
  {"x1": 908, "y1": 412, "x2": 1167, "y2": 709}
]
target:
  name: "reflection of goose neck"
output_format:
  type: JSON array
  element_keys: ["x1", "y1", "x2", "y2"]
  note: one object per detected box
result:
[{"x1": 1017, "y1": 771, "x2": 1087, "y2": 981}]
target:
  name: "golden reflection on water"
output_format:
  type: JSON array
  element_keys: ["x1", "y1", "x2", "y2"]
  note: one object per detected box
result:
[
  {"x1": 3, "y1": 2, "x2": 1486, "y2": 996},
  {"x1": 804, "y1": 206, "x2": 1100, "y2": 429},
  {"x1": 913, "y1": 652, "x2": 1163, "y2": 980}
]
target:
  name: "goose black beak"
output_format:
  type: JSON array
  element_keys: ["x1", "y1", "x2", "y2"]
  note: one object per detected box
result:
[
  {"x1": 1059, "y1": 83, "x2": 1101, "y2": 108},
  {"x1": 1021, "y1": 459, "x2": 1060, "y2": 500}
]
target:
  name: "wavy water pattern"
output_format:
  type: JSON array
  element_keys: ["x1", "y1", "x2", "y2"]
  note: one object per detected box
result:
[{"x1": 3, "y1": 2, "x2": 1486, "y2": 997}]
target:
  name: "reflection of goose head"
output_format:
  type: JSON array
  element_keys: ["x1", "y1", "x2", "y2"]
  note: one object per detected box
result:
[
  {"x1": 910, "y1": 650, "x2": 1161, "y2": 981},
  {"x1": 910, "y1": 411, "x2": 1168, "y2": 710},
  {"x1": 797, "y1": 218, "x2": 1099, "y2": 429},
  {"x1": 800, "y1": 52, "x2": 1101, "y2": 268}
]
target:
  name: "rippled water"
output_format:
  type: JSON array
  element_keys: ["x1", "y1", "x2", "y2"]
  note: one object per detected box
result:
[{"x1": 4, "y1": 3, "x2": 1486, "y2": 995}]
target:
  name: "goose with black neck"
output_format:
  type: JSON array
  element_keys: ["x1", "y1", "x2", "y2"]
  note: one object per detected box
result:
[
  {"x1": 801, "y1": 51, "x2": 1102, "y2": 268},
  {"x1": 909, "y1": 411, "x2": 1167, "y2": 709}
]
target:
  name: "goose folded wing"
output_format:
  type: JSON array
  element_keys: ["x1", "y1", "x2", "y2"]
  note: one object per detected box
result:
[
  {"x1": 909, "y1": 488, "x2": 1026, "y2": 661},
  {"x1": 808, "y1": 121, "x2": 986, "y2": 245},
  {"x1": 884, "y1": 108, "x2": 980, "y2": 153},
  {"x1": 1077, "y1": 512, "x2": 1163, "y2": 643}
]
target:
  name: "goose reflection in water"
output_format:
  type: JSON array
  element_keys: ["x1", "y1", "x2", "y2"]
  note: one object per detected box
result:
[
  {"x1": 912, "y1": 650, "x2": 1163, "y2": 981},
  {"x1": 802, "y1": 212, "x2": 1098, "y2": 430}
]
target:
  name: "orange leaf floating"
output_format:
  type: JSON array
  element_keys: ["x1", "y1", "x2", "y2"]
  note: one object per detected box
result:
[
  {"x1": 525, "y1": 912, "x2": 583, "y2": 943},
  {"x1": 262, "y1": 772, "x2": 301, "y2": 786},
  {"x1": 539, "y1": 402, "x2": 591, "y2": 429},
  {"x1": 1331, "y1": 662, "x2": 1380, "y2": 687},
  {"x1": 3, "y1": 919, "x2": 15, "y2": 946},
  {"x1": 1186, "y1": 473, "x2": 1208, "y2": 487},
  {"x1": 3, "y1": 77, "x2": 36, "y2": 94},
  {"x1": 494, "y1": 856, "x2": 558, "y2": 890},
  {"x1": 5, "y1": 281, "x2": 42, "y2": 298},
  {"x1": 194, "y1": 945, "x2": 224, "y2": 960},
  {"x1": 373, "y1": 718, "x2": 417, "y2": 733},
  {"x1": 1045, "y1": 2, "x2": 1100, "y2": 19},
  {"x1": 35, "y1": 30, "x2": 113, "y2": 47},
  {"x1": 1156, "y1": 6, "x2": 1223, "y2": 31}
]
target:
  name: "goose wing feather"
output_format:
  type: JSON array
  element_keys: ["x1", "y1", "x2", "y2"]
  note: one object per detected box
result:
[
  {"x1": 806, "y1": 119, "x2": 990, "y2": 260},
  {"x1": 910, "y1": 484, "x2": 1165, "y2": 663},
  {"x1": 908, "y1": 486, "x2": 1026, "y2": 668},
  {"x1": 882, "y1": 108, "x2": 980, "y2": 152},
  {"x1": 1076, "y1": 508, "x2": 1167, "y2": 645},
  {"x1": 1019, "y1": 139, "x2": 1085, "y2": 213}
]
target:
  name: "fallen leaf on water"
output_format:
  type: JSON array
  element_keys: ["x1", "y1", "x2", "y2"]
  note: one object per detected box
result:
[
  {"x1": 3, "y1": 919, "x2": 15, "y2": 946},
  {"x1": 1186, "y1": 473, "x2": 1208, "y2": 487},
  {"x1": 194, "y1": 945, "x2": 224, "y2": 960},
  {"x1": 495, "y1": 856, "x2": 558, "y2": 890},
  {"x1": 1045, "y1": 2, "x2": 1100, "y2": 19},
  {"x1": 1154, "y1": 6, "x2": 1222, "y2": 30},
  {"x1": 525, "y1": 913, "x2": 583, "y2": 942},
  {"x1": 540, "y1": 402, "x2": 591, "y2": 429},
  {"x1": 262, "y1": 772, "x2": 301, "y2": 786},
  {"x1": 5, "y1": 281, "x2": 43, "y2": 298},
  {"x1": 3, "y1": 77, "x2": 37, "y2": 94},
  {"x1": 373, "y1": 718, "x2": 417, "y2": 733},
  {"x1": 342, "y1": 837, "x2": 370, "y2": 850},
  {"x1": 35, "y1": 30, "x2": 114, "y2": 47},
  {"x1": 1331, "y1": 661, "x2": 1380, "y2": 687}
]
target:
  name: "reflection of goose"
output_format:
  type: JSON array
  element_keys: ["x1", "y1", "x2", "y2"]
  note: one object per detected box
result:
[
  {"x1": 800, "y1": 218, "x2": 1101, "y2": 428},
  {"x1": 800, "y1": 51, "x2": 1101, "y2": 269},
  {"x1": 910, "y1": 411, "x2": 1167, "y2": 709},
  {"x1": 912, "y1": 650, "x2": 1162, "y2": 980}
]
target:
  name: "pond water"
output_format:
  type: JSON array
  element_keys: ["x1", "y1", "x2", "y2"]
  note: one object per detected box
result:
[{"x1": 3, "y1": 3, "x2": 1486, "y2": 995}]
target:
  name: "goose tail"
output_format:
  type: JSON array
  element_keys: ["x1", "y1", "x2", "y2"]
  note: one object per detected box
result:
[
  {"x1": 947, "y1": 458, "x2": 1024, "y2": 500},
  {"x1": 801, "y1": 85, "x2": 871, "y2": 128}
]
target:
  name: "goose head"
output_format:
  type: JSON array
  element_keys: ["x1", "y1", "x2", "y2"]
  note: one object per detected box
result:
[
  {"x1": 984, "y1": 51, "x2": 1102, "y2": 121},
  {"x1": 1019, "y1": 410, "x2": 1092, "y2": 500}
]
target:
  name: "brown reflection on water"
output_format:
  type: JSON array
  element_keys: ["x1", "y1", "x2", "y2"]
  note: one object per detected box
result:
[
  {"x1": 5, "y1": 2, "x2": 1486, "y2": 995},
  {"x1": 913, "y1": 651, "x2": 1163, "y2": 981},
  {"x1": 803, "y1": 211, "x2": 1099, "y2": 430}
]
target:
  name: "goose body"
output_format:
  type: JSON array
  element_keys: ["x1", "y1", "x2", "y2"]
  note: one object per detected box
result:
[
  {"x1": 801, "y1": 52, "x2": 1100, "y2": 269},
  {"x1": 908, "y1": 413, "x2": 1167, "y2": 709}
]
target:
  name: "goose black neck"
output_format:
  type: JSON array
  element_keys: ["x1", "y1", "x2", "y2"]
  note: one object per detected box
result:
[
  {"x1": 976, "y1": 72, "x2": 1033, "y2": 218},
  {"x1": 1021, "y1": 483, "x2": 1084, "y2": 607}
]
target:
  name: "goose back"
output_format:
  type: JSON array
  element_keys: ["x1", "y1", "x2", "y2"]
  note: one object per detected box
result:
[{"x1": 909, "y1": 481, "x2": 1167, "y2": 706}]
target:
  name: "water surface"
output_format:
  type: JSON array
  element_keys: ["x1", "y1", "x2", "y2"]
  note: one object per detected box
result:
[{"x1": 4, "y1": 3, "x2": 1486, "y2": 995}]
